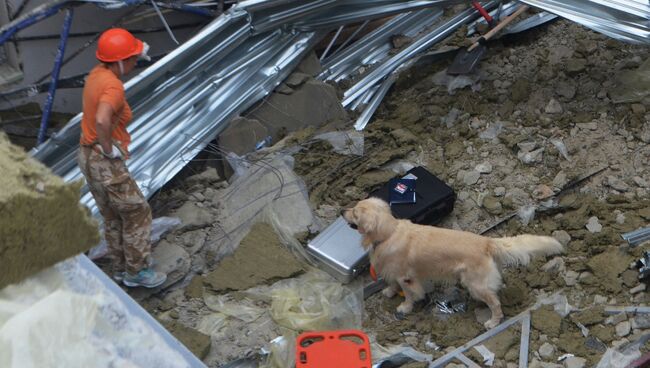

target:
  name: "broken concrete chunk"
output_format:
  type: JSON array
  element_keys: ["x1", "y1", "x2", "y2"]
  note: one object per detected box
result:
[
  {"x1": 606, "y1": 312, "x2": 627, "y2": 325},
  {"x1": 218, "y1": 117, "x2": 269, "y2": 156},
  {"x1": 563, "y1": 356, "x2": 586, "y2": 368},
  {"x1": 517, "y1": 140, "x2": 537, "y2": 153},
  {"x1": 0, "y1": 133, "x2": 99, "y2": 289},
  {"x1": 633, "y1": 176, "x2": 649, "y2": 188},
  {"x1": 390, "y1": 34, "x2": 412, "y2": 49},
  {"x1": 538, "y1": 342, "x2": 555, "y2": 359},
  {"x1": 606, "y1": 176, "x2": 630, "y2": 192},
  {"x1": 494, "y1": 187, "x2": 506, "y2": 197},
  {"x1": 615, "y1": 321, "x2": 631, "y2": 337},
  {"x1": 631, "y1": 314, "x2": 650, "y2": 329},
  {"x1": 160, "y1": 320, "x2": 211, "y2": 359},
  {"x1": 463, "y1": 170, "x2": 481, "y2": 185},
  {"x1": 185, "y1": 167, "x2": 222, "y2": 186},
  {"x1": 552, "y1": 171, "x2": 569, "y2": 189},
  {"x1": 173, "y1": 202, "x2": 214, "y2": 231},
  {"x1": 518, "y1": 147, "x2": 544, "y2": 164},
  {"x1": 545, "y1": 98, "x2": 564, "y2": 114},
  {"x1": 566, "y1": 58, "x2": 587, "y2": 75},
  {"x1": 248, "y1": 79, "x2": 347, "y2": 142},
  {"x1": 542, "y1": 257, "x2": 565, "y2": 274},
  {"x1": 555, "y1": 81, "x2": 577, "y2": 100},
  {"x1": 563, "y1": 271, "x2": 579, "y2": 286},
  {"x1": 203, "y1": 222, "x2": 303, "y2": 292},
  {"x1": 475, "y1": 162, "x2": 493, "y2": 174},
  {"x1": 630, "y1": 284, "x2": 646, "y2": 294},
  {"x1": 585, "y1": 216, "x2": 602, "y2": 233},
  {"x1": 482, "y1": 196, "x2": 502, "y2": 215},
  {"x1": 185, "y1": 275, "x2": 204, "y2": 299},
  {"x1": 552, "y1": 230, "x2": 571, "y2": 247}
]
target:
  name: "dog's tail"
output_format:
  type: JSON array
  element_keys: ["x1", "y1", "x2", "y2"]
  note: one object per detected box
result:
[{"x1": 489, "y1": 235, "x2": 563, "y2": 267}]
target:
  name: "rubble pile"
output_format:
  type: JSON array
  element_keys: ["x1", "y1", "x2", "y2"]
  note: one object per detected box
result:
[{"x1": 119, "y1": 19, "x2": 650, "y2": 367}]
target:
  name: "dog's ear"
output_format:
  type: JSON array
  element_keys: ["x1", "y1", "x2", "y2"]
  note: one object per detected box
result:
[{"x1": 356, "y1": 207, "x2": 377, "y2": 235}]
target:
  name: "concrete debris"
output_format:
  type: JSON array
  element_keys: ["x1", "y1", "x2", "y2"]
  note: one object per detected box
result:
[
  {"x1": 545, "y1": 98, "x2": 564, "y2": 114},
  {"x1": 563, "y1": 356, "x2": 587, "y2": 368},
  {"x1": 542, "y1": 257, "x2": 566, "y2": 274},
  {"x1": 475, "y1": 162, "x2": 493, "y2": 174},
  {"x1": 217, "y1": 117, "x2": 269, "y2": 156},
  {"x1": 518, "y1": 147, "x2": 544, "y2": 164},
  {"x1": 203, "y1": 222, "x2": 304, "y2": 292},
  {"x1": 563, "y1": 271, "x2": 580, "y2": 286},
  {"x1": 552, "y1": 230, "x2": 571, "y2": 247},
  {"x1": 629, "y1": 284, "x2": 646, "y2": 294},
  {"x1": 494, "y1": 187, "x2": 506, "y2": 197},
  {"x1": 615, "y1": 321, "x2": 631, "y2": 337},
  {"x1": 632, "y1": 176, "x2": 649, "y2": 188},
  {"x1": 605, "y1": 312, "x2": 628, "y2": 326},
  {"x1": 0, "y1": 132, "x2": 99, "y2": 289},
  {"x1": 463, "y1": 170, "x2": 481, "y2": 185},
  {"x1": 606, "y1": 176, "x2": 630, "y2": 192},
  {"x1": 247, "y1": 78, "x2": 347, "y2": 141},
  {"x1": 85, "y1": 17, "x2": 650, "y2": 368},
  {"x1": 539, "y1": 342, "x2": 556, "y2": 359},
  {"x1": 173, "y1": 202, "x2": 214, "y2": 231},
  {"x1": 585, "y1": 216, "x2": 602, "y2": 233}
]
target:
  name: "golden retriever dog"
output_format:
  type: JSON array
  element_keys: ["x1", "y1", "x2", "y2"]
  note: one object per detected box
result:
[{"x1": 342, "y1": 197, "x2": 563, "y2": 329}]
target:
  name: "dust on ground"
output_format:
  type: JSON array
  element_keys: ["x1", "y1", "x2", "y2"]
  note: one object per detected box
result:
[{"x1": 101, "y1": 16, "x2": 650, "y2": 368}]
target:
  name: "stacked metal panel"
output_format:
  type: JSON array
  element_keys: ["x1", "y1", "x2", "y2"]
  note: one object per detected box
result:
[{"x1": 519, "y1": 0, "x2": 650, "y2": 44}]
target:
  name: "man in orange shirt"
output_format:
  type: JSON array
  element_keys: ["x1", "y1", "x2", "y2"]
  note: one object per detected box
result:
[{"x1": 78, "y1": 28, "x2": 166, "y2": 288}]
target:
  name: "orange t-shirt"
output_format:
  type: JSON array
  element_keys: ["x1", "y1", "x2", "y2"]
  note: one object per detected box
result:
[{"x1": 80, "y1": 64, "x2": 132, "y2": 155}]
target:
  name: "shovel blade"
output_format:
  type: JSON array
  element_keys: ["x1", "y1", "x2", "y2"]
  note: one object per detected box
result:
[{"x1": 447, "y1": 44, "x2": 487, "y2": 75}]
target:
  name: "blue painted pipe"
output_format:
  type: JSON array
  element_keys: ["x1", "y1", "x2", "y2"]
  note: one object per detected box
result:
[
  {"x1": 0, "y1": 3, "x2": 66, "y2": 46},
  {"x1": 37, "y1": 8, "x2": 73, "y2": 145},
  {"x1": 156, "y1": 3, "x2": 215, "y2": 18}
]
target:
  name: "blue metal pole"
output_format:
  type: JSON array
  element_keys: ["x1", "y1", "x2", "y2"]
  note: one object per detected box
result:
[
  {"x1": 156, "y1": 3, "x2": 216, "y2": 18},
  {"x1": 37, "y1": 8, "x2": 73, "y2": 145},
  {"x1": 0, "y1": 3, "x2": 65, "y2": 46}
]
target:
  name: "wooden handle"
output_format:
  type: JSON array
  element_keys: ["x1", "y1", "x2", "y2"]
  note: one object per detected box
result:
[{"x1": 468, "y1": 5, "x2": 529, "y2": 51}]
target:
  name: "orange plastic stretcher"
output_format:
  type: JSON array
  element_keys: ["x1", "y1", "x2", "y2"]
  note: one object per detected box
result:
[{"x1": 296, "y1": 330, "x2": 372, "y2": 368}]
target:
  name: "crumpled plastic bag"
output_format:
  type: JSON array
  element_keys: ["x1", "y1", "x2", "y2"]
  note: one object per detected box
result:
[
  {"x1": 203, "y1": 294, "x2": 265, "y2": 323},
  {"x1": 268, "y1": 271, "x2": 363, "y2": 332},
  {"x1": 314, "y1": 131, "x2": 364, "y2": 156},
  {"x1": 596, "y1": 346, "x2": 641, "y2": 368}
]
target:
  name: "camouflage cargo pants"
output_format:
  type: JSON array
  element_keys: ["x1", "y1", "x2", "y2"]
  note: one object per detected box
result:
[{"x1": 78, "y1": 147, "x2": 152, "y2": 275}]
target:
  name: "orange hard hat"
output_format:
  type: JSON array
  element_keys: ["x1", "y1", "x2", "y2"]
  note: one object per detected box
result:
[{"x1": 96, "y1": 28, "x2": 143, "y2": 62}]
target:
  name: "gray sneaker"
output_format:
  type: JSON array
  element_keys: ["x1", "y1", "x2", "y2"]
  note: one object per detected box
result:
[
  {"x1": 123, "y1": 268, "x2": 167, "y2": 288},
  {"x1": 112, "y1": 271, "x2": 125, "y2": 282}
]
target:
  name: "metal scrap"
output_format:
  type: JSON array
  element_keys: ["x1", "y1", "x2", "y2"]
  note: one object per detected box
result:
[
  {"x1": 622, "y1": 227, "x2": 650, "y2": 247},
  {"x1": 635, "y1": 251, "x2": 650, "y2": 281}
]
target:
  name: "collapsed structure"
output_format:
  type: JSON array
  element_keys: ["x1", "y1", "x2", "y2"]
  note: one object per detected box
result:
[{"x1": 0, "y1": 0, "x2": 649, "y2": 367}]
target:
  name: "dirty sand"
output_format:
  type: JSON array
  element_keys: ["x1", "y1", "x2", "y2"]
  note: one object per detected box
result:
[{"x1": 0, "y1": 132, "x2": 99, "y2": 289}]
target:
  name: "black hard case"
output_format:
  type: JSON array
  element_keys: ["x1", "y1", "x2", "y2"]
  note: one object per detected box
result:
[{"x1": 370, "y1": 166, "x2": 456, "y2": 225}]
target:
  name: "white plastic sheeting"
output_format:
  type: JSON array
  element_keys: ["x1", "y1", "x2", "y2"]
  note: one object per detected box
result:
[{"x1": 0, "y1": 256, "x2": 193, "y2": 368}]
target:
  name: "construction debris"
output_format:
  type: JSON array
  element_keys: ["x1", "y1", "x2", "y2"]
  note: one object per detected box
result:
[{"x1": 0, "y1": 132, "x2": 98, "y2": 289}]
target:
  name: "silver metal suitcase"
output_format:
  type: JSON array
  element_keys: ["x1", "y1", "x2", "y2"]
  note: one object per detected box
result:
[{"x1": 306, "y1": 216, "x2": 367, "y2": 283}]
